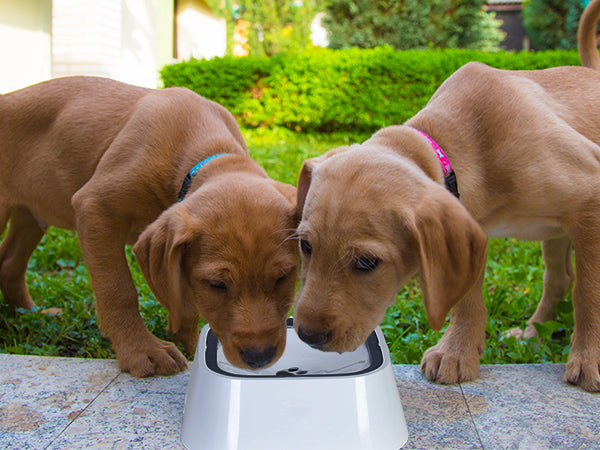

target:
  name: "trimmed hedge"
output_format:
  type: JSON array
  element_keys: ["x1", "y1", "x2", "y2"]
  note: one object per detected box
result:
[{"x1": 160, "y1": 47, "x2": 581, "y2": 133}]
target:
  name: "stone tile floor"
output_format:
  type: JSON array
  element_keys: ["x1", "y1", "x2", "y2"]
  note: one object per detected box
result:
[{"x1": 0, "y1": 354, "x2": 598, "y2": 449}]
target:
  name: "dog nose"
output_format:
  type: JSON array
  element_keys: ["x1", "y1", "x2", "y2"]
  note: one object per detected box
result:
[
  {"x1": 297, "y1": 325, "x2": 331, "y2": 349},
  {"x1": 240, "y1": 346, "x2": 277, "y2": 368}
]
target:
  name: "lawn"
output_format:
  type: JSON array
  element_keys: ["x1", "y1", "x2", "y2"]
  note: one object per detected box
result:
[{"x1": 0, "y1": 127, "x2": 573, "y2": 365}]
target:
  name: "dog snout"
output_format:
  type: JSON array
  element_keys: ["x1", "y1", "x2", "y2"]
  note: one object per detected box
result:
[
  {"x1": 240, "y1": 345, "x2": 277, "y2": 368},
  {"x1": 297, "y1": 325, "x2": 331, "y2": 349}
]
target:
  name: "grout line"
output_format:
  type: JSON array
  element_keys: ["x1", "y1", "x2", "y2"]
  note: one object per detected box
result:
[
  {"x1": 459, "y1": 382, "x2": 485, "y2": 450},
  {"x1": 44, "y1": 371, "x2": 122, "y2": 449}
]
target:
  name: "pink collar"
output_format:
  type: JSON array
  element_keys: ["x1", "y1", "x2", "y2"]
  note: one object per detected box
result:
[{"x1": 413, "y1": 129, "x2": 459, "y2": 198}]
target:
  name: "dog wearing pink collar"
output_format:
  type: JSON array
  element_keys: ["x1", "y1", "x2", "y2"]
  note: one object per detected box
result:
[{"x1": 293, "y1": 0, "x2": 600, "y2": 392}]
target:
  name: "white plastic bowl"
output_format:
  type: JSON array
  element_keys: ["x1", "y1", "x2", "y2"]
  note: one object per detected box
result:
[{"x1": 181, "y1": 318, "x2": 408, "y2": 450}]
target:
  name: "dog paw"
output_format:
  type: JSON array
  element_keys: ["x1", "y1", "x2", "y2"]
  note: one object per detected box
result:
[
  {"x1": 118, "y1": 338, "x2": 188, "y2": 378},
  {"x1": 502, "y1": 327, "x2": 524, "y2": 340},
  {"x1": 420, "y1": 344, "x2": 480, "y2": 384},
  {"x1": 502, "y1": 324, "x2": 539, "y2": 341},
  {"x1": 565, "y1": 350, "x2": 600, "y2": 392}
]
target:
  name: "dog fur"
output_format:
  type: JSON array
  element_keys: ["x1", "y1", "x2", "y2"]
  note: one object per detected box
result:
[
  {"x1": 294, "y1": 0, "x2": 600, "y2": 392},
  {"x1": 0, "y1": 77, "x2": 298, "y2": 377}
]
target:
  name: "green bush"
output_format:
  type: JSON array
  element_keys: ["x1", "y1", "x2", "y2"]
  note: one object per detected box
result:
[
  {"x1": 161, "y1": 47, "x2": 581, "y2": 132},
  {"x1": 324, "y1": 0, "x2": 505, "y2": 51}
]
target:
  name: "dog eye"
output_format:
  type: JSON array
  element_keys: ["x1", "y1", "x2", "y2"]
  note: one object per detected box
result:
[
  {"x1": 300, "y1": 239, "x2": 312, "y2": 256},
  {"x1": 209, "y1": 281, "x2": 227, "y2": 291},
  {"x1": 354, "y1": 257, "x2": 380, "y2": 272},
  {"x1": 275, "y1": 274, "x2": 288, "y2": 285}
]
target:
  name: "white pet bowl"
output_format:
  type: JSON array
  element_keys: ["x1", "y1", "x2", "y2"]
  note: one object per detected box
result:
[{"x1": 181, "y1": 318, "x2": 408, "y2": 450}]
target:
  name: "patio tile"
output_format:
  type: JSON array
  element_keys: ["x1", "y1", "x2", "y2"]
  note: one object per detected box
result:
[
  {"x1": 1, "y1": 355, "x2": 597, "y2": 450},
  {"x1": 394, "y1": 365, "x2": 483, "y2": 449},
  {"x1": 0, "y1": 354, "x2": 119, "y2": 449},
  {"x1": 461, "y1": 364, "x2": 600, "y2": 450},
  {"x1": 47, "y1": 370, "x2": 190, "y2": 450}
]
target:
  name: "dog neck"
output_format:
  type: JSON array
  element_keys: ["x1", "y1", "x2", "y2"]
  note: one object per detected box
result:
[
  {"x1": 178, "y1": 153, "x2": 228, "y2": 202},
  {"x1": 412, "y1": 129, "x2": 459, "y2": 198}
]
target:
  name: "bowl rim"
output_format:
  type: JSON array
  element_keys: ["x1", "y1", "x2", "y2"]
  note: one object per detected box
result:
[{"x1": 204, "y1": 318, "x2": 385, "y2": 379}]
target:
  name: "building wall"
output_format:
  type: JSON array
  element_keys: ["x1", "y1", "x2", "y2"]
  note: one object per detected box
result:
[
  {"x1": 0, "y1": 0, "x2": 52, "y2": 93},
  {"x1": 0, "y1": 0, "x2": 223, "y2": 93},
  {"x1": 494, "y1": 9, "x2": 529, "y2": 51},
  {"x1": 52, "y1": 0, "x2": 174, "y2": 88},
  {"x1": 486, "y1": 1, "x2": 529, "y2": 51},
  {"x1": 176, "y1": 0, "x2": 226, "y2": 60}
]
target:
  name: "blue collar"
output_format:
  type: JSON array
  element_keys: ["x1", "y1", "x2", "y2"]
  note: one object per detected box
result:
[{"x1": 177, "y1": 153, "x2": 228, "y2": 202}]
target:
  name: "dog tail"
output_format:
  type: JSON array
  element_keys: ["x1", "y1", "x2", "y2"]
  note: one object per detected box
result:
[{"x1": 579, "y1": 0, "x2": 600, "y2": 70}]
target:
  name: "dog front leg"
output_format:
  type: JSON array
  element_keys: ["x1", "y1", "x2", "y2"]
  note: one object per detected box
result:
[
  {"x1": 76, "y1": 219, "x2": 187, "y2": 377},
  {"x1": 420, "y1": 268, "x2": 487, "y2": 384}
]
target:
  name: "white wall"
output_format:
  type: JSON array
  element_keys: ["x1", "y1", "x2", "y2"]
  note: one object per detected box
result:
[
  {"x1": 52, "y1": 0, "x2": 122, "y2": 79},
  {"x1": 52, "y1": 0, "x2": 172, "y2": 88},
  {"x1": 177, "y1": 0, "x2": 226, "y2": 60},
  {"x1": 0, "y1": 0, "x2": 52, "y2": 93},
  {"x1": 0, "y1": 0, "x2": 225, "y2": 93}
]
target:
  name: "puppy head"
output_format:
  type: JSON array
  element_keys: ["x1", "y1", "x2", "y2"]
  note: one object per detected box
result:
[
  {"x1": 294, "y1": 144, "x2": 487, "y2": 352},
  {"x1": 133, "y1": 175, "x2": 298, "y2": 369}
]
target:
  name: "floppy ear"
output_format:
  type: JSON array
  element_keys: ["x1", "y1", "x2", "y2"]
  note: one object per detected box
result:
[
  {"x1": 297, "y1": 158, "x2": 318, "y2": 220},
  {"x1": 133, "y1": 208, "x2": 195, "y2": 336},
  {"x1": 297, "y1": 146, "x2": 351, "y2": 219},
  {"x1": 411, "y1": 189, "x2": 488, "y2": 331}
]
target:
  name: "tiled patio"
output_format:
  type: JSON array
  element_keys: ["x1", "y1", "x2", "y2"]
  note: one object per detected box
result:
[{"x1": 0, "y1": 354, "x2": 598, "y2": 449}]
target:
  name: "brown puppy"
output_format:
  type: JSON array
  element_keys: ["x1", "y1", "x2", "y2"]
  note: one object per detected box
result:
[
  {"x1": 0, "y1": 77, "x2": 298, "y2": 377},
  {"x1": 294, "y1": 0, "x2": 600, "y2": 392}
]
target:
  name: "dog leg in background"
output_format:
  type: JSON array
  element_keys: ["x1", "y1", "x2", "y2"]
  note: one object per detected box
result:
[
  {"x1": 505, "y1": 237, "x2": 574, "y2": 340},
  {"x1": 0, "y1": 207, "x2": 45, "y2": 310}
]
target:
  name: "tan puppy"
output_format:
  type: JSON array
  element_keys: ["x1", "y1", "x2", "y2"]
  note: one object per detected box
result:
[
  {"x1": 0, "y1": 77, "x2": 298, "y2": 377},
  {"x1": 294, "y1": 0, "x2": 600, "y2": 392}
]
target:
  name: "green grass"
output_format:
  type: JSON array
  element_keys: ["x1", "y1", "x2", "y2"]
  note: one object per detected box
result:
[{"x1": 0, "y1": 127, "x2": 573, "y2": 365}]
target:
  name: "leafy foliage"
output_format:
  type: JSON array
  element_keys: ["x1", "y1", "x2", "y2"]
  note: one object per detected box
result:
[
  {"x1": 162, "y1": 48, "x2": 581, "y2": 133},
  {"x1": 522, "y1": 0, "x2": 584, "y2": 50},
  {"x1": 323, "y1": 0, "x2": 505, "y2": 51},
  {"x1": 205, "y1": 0, "x2": 326, "y2": 56}
]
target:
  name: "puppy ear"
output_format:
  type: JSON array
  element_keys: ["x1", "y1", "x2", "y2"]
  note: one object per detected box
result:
[
  {"x1": 133, "y1": 208, "x2": 194, "y2": 335},
  {"x1": 411, "y1": 190, "x2": 487, "y2": 330},
  {"x1": 297, "y1": 146, "x2": 350, "y2": 218},
  {"x1": 297, "y1": 158, "x2": 317, "y2": 219}
]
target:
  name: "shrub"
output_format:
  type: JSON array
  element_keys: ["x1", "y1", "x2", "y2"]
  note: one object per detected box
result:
[
  {"x1": 522, "y1": 0, "x2": 583, "y2": 50},
  {"x1": 161, "y1": 47, "x2": 581, "y2": 133},
  {"x1": 323, "y1": 0, "x2": 505, "y2": 51}
]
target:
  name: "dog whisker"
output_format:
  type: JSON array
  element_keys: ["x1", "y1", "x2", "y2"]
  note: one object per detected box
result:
[{"x1": 278, "y1": 229, "x2": 301, "y2": 248}]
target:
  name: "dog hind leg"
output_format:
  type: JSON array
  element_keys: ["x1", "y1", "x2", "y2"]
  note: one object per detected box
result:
[
  {"x1": 0, "y1": 206, "x2": 45, "y2": 309},
  {"x1": 505, "y1": 237, "x2": 573, "y2": 339},
  {"x1": 530, "y1": 237, "x2": 573, "y2": 334}
]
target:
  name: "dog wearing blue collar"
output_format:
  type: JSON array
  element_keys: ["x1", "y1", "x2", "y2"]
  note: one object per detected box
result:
[{"x1": 0, "y1": 77, "x2": 298, "y2": 377}]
